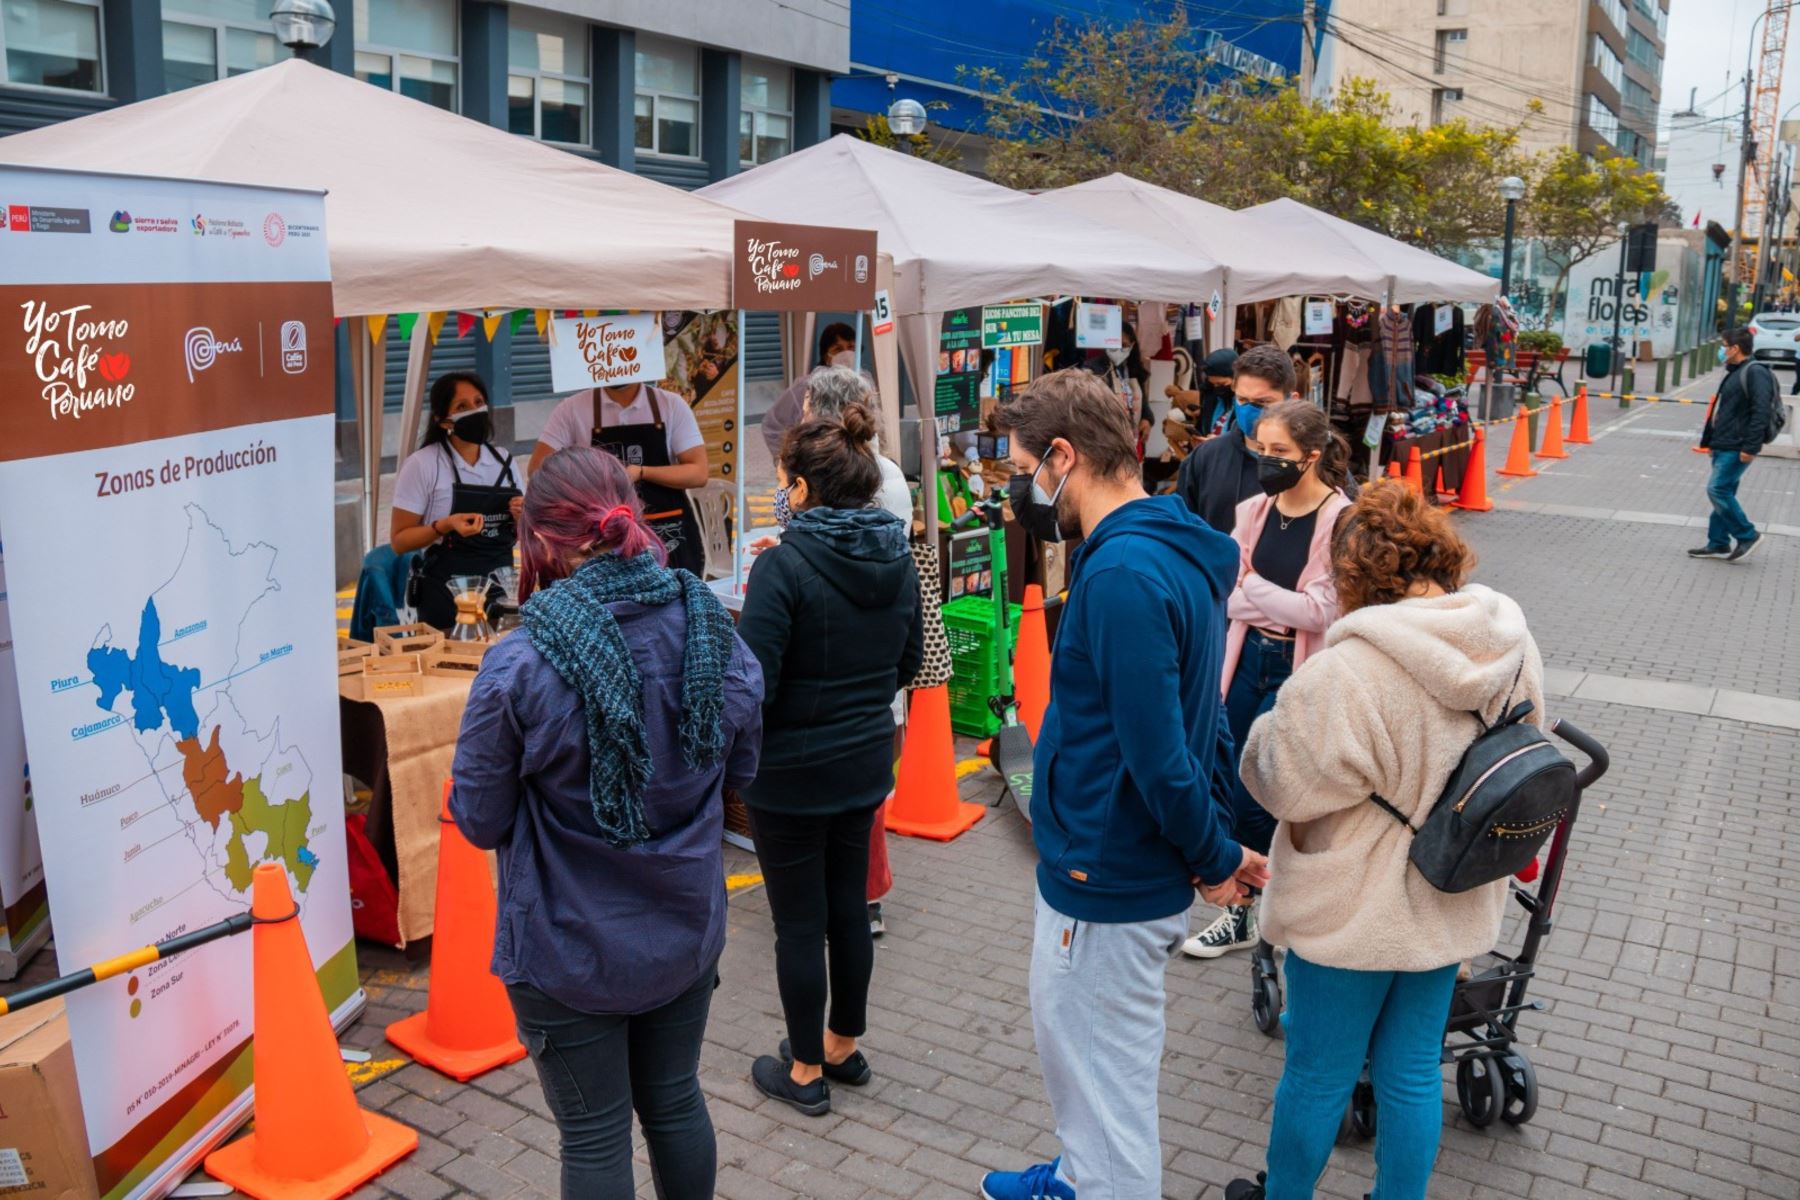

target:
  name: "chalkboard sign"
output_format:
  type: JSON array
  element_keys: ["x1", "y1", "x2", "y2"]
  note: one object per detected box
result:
[{"x1": 946, "y1": 528, "x2": 994, "y2": 600}]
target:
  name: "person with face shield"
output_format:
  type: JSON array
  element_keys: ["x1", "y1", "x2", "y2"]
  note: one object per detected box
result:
[
  {"x1": 391, "y1": 371, "x2": 524, "y2": 630},
  {"x1": 1182, "y1": 399, "x2": 1352, "y2": 961},
  {"x1": 761, "y1": 322, "x2": 860, "y2": 463},
  {"x1": 1175, "y1": 344, "x2": 1297, "y2": 537},
  {"x1": 980, "y1": 369, "x2": 1267, "y2": 1200}
]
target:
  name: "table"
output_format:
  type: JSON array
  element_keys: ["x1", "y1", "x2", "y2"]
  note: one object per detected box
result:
[
  {"x1": 1381, "y1": 425, "x2": 1473, "y2": 501},
  {"x1": 340, "y1": 674, "x2": 473, "y2": 946}
]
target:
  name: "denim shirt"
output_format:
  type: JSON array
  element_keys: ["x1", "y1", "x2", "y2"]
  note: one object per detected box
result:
[{"x1": 450, "y1": 597, "x2": 764, "y2": 1015}]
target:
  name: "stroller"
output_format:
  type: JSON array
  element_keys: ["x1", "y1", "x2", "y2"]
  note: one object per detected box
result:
[{"x1": 1247, "y1": 718, "x2": 1609, "y2": 1136}]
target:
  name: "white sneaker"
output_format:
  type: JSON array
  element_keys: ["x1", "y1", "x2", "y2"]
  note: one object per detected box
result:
[{"x1": 1182, "y1": 904, "x2": 1257, "y2": 959}]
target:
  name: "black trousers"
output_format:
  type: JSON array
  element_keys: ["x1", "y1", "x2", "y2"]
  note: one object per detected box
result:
[
  {"x1": 507, "y1": 969, "x2": 717, "y2": 1200},
  {"x1": 749, "y1": 803, "x2": 880, "y2": 1065}
]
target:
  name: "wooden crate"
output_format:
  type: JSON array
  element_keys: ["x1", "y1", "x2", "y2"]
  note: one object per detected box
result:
[
  {"x1": 373, "y1": 623, "x2": 442, "y2": 656},
  {"x1": 422, "y1": 640, "x2": 491, "y2": 679},
  {"x1": 362, "y1": 653, "x2": 425, "y2": 698},
  {"x1": 337, "y1": 636, "x2": 375, "y2": 677}
]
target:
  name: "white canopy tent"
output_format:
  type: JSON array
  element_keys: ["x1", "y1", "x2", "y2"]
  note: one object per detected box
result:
[
  {"x1": 0, "y1": 60, "x2": 808, "y2": 549},
  {"x1": 1239, "y1": 197, "x2": 1499, "y2": 306},
  {"x1": 701, "y1": 136, "x2": 1226, "y2": 532}
]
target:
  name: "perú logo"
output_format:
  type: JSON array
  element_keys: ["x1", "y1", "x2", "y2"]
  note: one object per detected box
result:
[
  {"x1": 184, "y1": 326, "x2": 245, "y2": 382},
  {"x1": 21, "y1": 300, "x2": 135, "y2": 421}
]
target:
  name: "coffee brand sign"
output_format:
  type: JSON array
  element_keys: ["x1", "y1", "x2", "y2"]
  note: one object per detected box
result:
[
  {"x1": 547, "y1": 312, "x2": 667, "y2": 392},
  {"x1": 20, "y1": 300, "x2": 135, "y2": 422},
  {"x1": 731, "y1": 220, "x2": 878, "y2": 313}
]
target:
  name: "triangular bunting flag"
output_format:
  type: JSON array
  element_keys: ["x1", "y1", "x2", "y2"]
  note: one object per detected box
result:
[
  {"x1": 534, "y1": 309, "x2": 549, "y2": 339},
  {"x1": 583, "y1": 309, "x2": 598, "y2": 318},
  {"x1": 510, "y1": 309, "x2": 528, "y2": 335},
  {"x1": 395, "y1": 312, "x2": 418, "y2": 342},
  {"x1": 456, "y1": 312, "x2": 476, "y2": 339},
  {"x1": 367, "y1": 314, "x2": 388, "y2": 343},
  {"x1": 481, "y1": 313, "x2": 504, "y2": 342},
  {"x1": 427, "y1": 312, "x2": 448, "y2": 344}
]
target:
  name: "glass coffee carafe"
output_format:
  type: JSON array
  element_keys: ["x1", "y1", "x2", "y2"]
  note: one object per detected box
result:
[
  {"x1": 488, "y1": 566, "x2": 522, "y2": 633},
  {"x1": 444, "y1": 574, "x2": 493, "y2": 642}
]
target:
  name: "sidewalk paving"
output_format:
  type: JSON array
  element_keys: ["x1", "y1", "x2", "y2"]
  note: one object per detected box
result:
[{"x1": 9, "y1": 364, "x2": 1799, "y2": 1200}]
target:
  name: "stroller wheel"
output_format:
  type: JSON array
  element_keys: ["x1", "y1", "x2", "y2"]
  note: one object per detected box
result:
[
  {"x1": 1498, "y1": 1052, "x2": 1538, "y2": 1126},
  {"x1": 1250, "y1": 944, "x2": 1282, "y2": 1037},
  {"x1": 1456, "y1": 1055, "x2": 1505, "y2": 1128},
  {"x1": 1349, "y1": 1075, "x2": 1376, "y2": 1140}
]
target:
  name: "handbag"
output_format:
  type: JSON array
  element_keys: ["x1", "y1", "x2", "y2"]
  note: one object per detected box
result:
[{"x1": 906, "y1": 539, "x2": 954, "y2": 689}]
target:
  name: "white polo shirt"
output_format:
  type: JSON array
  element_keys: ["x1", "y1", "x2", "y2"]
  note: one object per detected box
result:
[{"x1": 538, "y1": 385, "x2": 705, "y2": 460}]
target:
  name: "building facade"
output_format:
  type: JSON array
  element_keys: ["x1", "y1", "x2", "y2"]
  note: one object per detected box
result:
[{"x1": 1318, "y1": 0, "x2": 1667, "y2": 163}]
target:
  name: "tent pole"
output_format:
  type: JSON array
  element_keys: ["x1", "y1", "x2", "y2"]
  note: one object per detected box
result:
[
  {"x1": 734, "y1": 307, "x2": 747, "y2": 597},
  {"x1": 395, "y1": 325, "x2": 434, "y2": 476}
]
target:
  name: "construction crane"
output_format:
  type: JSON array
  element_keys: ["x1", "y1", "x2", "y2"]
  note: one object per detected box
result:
[{"x1": 1734, "y1": 0, "x2": 1792, "y2": 299}]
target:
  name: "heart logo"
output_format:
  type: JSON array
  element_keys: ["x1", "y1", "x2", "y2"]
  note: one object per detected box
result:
[
  {"x1": 618, "y1": 346, "x2": 638, "y2": 362},
  {"x1": 782, "y1": 264, "x2": 800, "y2": 278},
  {"x1": 99, "y1": 353, "x2": 131, "y2": 383}
]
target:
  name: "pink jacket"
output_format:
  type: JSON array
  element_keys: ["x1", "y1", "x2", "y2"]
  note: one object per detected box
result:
[{"x1": 1220, "y1": 490, "x2": 1352, "y2": 696}]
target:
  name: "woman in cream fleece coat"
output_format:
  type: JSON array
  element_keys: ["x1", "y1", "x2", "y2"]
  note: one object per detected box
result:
[{"x1": 1224, "y1": 482, "x2": 1545, "y2": 1200}]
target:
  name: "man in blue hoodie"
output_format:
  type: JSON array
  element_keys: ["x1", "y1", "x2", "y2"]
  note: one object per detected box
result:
[{"x1": 980, "y1": 370, "x2": 1270, "y2": 1200}]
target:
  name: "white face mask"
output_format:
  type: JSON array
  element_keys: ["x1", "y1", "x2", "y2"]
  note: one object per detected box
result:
[
  {"x1": 830, "y1": 349, "x2": 857, "y2": 369},
  {"x1": 1105, "y1": 347, "x2": 1129, "y2": 365}
]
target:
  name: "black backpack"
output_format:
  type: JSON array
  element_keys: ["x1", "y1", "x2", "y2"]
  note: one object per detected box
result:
[{"x1": 1369, "y1": 677, "x2": 1576, "y2": 894}]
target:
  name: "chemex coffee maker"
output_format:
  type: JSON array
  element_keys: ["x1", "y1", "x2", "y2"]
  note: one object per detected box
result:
[
  {"x1": 487, "y1": 566, "x2": 523, "y2": 632},
  {"x1": 444, "y1": 575, "x2": 493, "y2": 642}
]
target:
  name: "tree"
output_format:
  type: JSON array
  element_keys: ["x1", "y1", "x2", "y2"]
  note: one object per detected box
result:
[
  {"x1": 851, "y1": 109, "x2": 962, "y2": 168},
  {"x1": 1526, "y1": 147, "x2": 1672, "y2": 327}
]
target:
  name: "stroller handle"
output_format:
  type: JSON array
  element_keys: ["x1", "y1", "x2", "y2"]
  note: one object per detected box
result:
[{"x1": 1550, "y1": 719, "x2": 1608, "y2": 789}]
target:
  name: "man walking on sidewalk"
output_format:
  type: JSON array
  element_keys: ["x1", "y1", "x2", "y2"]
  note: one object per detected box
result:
[
  {"x1": 979, "y1": 370, "x2": 1268, "y2": 1200},
  {"x1": 1692, "y1": 328, "x2": 1778, "y2": 563}
]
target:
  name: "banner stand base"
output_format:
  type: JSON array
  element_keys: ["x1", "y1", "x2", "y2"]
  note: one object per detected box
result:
[{"x1": 0, "y1": 917, "x2": 51, "y2": 982}]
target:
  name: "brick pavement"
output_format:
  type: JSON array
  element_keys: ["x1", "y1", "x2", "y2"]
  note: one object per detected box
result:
[{"x1": 8, "y1": 366, "x2": 1799, "y2": 1199}]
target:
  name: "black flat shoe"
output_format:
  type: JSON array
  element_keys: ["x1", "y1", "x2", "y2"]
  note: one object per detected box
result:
[
  {"x1": 778, "y1": 1038, "x2": 872, "y2": 1086},
  {"x1": 752, "y1": 1053, "x2": 831, "y2": 1116}
]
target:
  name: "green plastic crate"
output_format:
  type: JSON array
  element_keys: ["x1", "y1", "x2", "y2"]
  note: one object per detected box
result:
[{"x1": 942, "y1": 595, "x2": 1021, "y2": 737}]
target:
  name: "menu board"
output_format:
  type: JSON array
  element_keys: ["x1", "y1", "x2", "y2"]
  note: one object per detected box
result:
[
  {"x1": 935, "y1": 307, "x2": 982, "y2": 437},
  {"x1": 946, "y1": 527, "x2": 994, "y2": 600},
  {"x1": 658, "y1": 310, "x2": 739, "y2": 480}
]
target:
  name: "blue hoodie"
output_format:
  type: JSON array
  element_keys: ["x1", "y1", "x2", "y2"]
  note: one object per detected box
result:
[{"x1": 1032, "y1": 494, "x2": 1244, "y2": 923}]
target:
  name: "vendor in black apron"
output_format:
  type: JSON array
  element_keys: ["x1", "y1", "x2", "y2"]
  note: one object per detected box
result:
[
  {"x1": 529, "y1": 381, "x2": 710, "y2": 575},
  {"x1": 389, "y1": 371, "x2": 523, "y2": 629}
]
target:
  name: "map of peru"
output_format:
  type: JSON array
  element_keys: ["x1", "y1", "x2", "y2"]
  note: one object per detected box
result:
[{"x1": 82, "y1": 506, "x2": 319, "y2": 904}]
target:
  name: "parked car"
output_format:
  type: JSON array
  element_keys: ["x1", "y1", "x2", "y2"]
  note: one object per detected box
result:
[{"x1": 1748, "y1": 312, "x2": 1800, "y2": 371}]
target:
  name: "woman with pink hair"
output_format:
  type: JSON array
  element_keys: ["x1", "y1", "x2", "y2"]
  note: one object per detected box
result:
[{"x1": 451, "y1": 446, "x2": 764, "y2": 1199}]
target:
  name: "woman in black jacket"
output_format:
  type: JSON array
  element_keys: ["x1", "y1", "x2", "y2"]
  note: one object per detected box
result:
[{"x1": 738, "y1": 402, "x2": 925, "y2": 1117}]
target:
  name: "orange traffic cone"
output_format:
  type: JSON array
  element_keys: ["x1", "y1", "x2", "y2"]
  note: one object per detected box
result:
[
  {"x1": 1015, "y1": 585, "x2": 1051, "y2": 741},
  {"x1": 1495, "y1": 405, "x2": 1538, "y2": 478},
  {"x1": 1452, "y1": 426, "x2": 1495, "y2": 512},
  {"x1": 1692, "y1": 395, "x2": 1717, "y2": 454},
  {"x1": 206, "y1": 864, "x2": 417, "y2": 1199},
  {"x1": 1386, "y1": 460, "x2": 1402, "y2": 482},
  {"x1": 1536, "y1": 397, "x2": 1569, "y2": 460},
  {"x1": 1403, "y1": 446, "x2": 1425, "y2": 496},
  {"x1": 1434, "y1": 458, "x2": 1458, "y2": 502},
  {"x1": 386, "y1": 785, "x2": 527, "y2": 1081},
  {"x1": 887, "y1": 684, "x2": 984, "y2": 841},
  {"x1": 1566, "y1": 385, "x2": 1593, "y2": 445}
]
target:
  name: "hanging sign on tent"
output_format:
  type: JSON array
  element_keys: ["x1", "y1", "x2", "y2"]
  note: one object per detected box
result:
[
  {"x1": 549, "y1": 312, "x2": 667, "y2": 392},
  {"x1": 981, "y1": 303, "x2": 1043, "y2": 349},
  {"x1": 1074, "y1": 302, "x2": 1122, "y2": 350},
  {"x1": 732, "y1": 220, "x2": 878, "y2": 312},
  {"x1": 1435, "y1": 303, "x2": 1454, "y2": 337},
  {"x1": 657, "y1": 311, "x2": 739, "y2": 480},
  {"x1": 935, "y1": 308, "x2": 983, "y2": 436},
  {"x1": 1303, "y1": 300, "x2": 1335, "y2": 336},
  {"x1": 0, "y1": 166, "x2": 352, "y2": 1200},
  {"x1": 870, "y1": 289, "x2": 894, "y2": 337}
]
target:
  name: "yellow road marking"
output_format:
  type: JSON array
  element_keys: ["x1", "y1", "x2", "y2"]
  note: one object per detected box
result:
[
  {"x1": 955, "y1": 757, "x2": 988, "y2": 779},
  {"x1": 726, "y1": 872, "x2": 764, "y2": 893},
  {"x1": 347, "y1": 1057, "x2": 408, "y2": 1086}
]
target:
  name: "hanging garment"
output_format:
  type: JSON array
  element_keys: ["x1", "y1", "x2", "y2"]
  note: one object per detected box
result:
[
  {"x1": 1270, "y1": 296, "x2": 1303, "y2": 351},
  {"x1": 1378, "y1": 309, "x2": 1416, "y2": 408},
  {"x1": 1341, "y1": 300, "x2": 1376, "y2": 345},
  {"x1": 1337, "y1": 342, "x2": 1375, "y2": 408}
]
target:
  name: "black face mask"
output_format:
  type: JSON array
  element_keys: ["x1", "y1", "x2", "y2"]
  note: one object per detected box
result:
[
  {"x1": 1008, "y1": 471, "x2": 1063, "y2": 543},
  {"x1": 451, "y1": 409, "x2": 492, "y2": 444},
  {"x1": 1256, "y1": 453, "x2": 1307, "y2": 496}
]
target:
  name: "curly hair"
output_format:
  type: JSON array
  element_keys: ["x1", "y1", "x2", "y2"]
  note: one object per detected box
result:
[{"x1": 1332, "y1": 480, "x2": 1475, "y2": 612}]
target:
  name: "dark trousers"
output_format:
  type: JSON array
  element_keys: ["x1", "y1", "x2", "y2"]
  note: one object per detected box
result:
[
  {"x1": 507, "y1": 969, "x2": 718, "y2": 1200},
  {"x1": 749, "y1": 804, "x2": 879, "y2": 1065},
  {"x1": 1225, "y1": 629, "x2": 1295, "y2": 856}
]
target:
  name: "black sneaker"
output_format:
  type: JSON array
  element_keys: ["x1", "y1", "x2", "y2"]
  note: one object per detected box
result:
[
  {"x1": 1182, "y1": 904, "x2": 1256, "y2": 959},
  {"x1": 1727, "y1": 534, "x2": 1764, "y2": 562},
  {"x1": 779, "y1": 1038, "x2": 872, "y2": 1085},
  {"x1": 1222, "y1": 1173, "x2": 1266, "y2": 1200},
  {"x1": 1688, "y1": 544, "x2": 1731, "y2": 559},
  {"x1": 868, "y1": 901, "x2": 885, "y2": 939},
  {"x1": 751, "y1": 1053, "x2": 831, "y2": 1116}
]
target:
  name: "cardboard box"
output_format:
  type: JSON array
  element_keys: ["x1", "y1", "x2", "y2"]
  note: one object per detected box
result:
[{"x1": 0, "y1": 1000, "x2": 99, "y2": 1199}]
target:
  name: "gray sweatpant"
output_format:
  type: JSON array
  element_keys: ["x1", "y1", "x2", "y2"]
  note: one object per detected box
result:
[{"x1": 1029, "y1": 887, "x2": 1188, "y2": 1200}]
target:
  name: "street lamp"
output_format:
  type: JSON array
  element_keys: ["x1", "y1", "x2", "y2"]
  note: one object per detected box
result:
[
  {"x1": 1612, "y1": 219, "x2": 1630, "y2": 398},
  {"x1": 886, "y1": 98, "x2": 928, "y2": 138},
  {"x1": 1498, "y1": 175, "x2": 1526, "y2": 298},
  {"x1": 269, "y1": 0, "x2": 335, "y2": 50}
]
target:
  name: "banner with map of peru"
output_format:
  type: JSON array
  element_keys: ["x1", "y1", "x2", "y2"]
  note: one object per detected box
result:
[{"x1": 0, "y1": 166, "x2": 352, "y2": 1200}]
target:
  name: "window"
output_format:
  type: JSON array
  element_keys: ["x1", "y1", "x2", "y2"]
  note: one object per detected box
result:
[
  {"x1": 1, "y1": 0, "x2": 102, "y2": 92},
  {"x1": 1656, "y1": 4, "x2": 1668, "y2": 39},
  {"x1": 1434, "y1": 28, "x2": 1467, "y2": 75},
  {"x1": 507, "y1": 8, "x2": 587, "y2": 142},
  {"x1": 1588, "y1": 93, "x2": 1620, "y2": 143},
  {"x1": 739, "y1": 55, "x2": 791, "y2": 165},
  {"x1": 1432, "y1": 87, "x2": 1464, "y2": 125},
  {"x1": 354, "y1": 0, "x2": 456, "y2": 110},
  {"x1": 162, "y1": 0, "x2": 290, "y2": 92},
  {"x1": 634, "y1": 35, "x2": 699, "y2": 157},
  {"x1": 1591, "y1": 34, "x2": 1623, "y2": 91},
  {"x1": 1623, "y1": 76, "x2": 1653, "y2": 120},
  {"x1": 1598, "y1": 0, "x2": 1627, "y2": 34},
  {"x1": 1625, "y1": 27, "x2": 1660, "y2": 75},
  {"x1": 1436, "y1": 0, "x2": 1468, "y2": 15}
]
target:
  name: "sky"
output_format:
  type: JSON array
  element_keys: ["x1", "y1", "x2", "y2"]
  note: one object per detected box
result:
[{"x1": 1659, "y1": 0, "x2": 1800, "y2": 133}]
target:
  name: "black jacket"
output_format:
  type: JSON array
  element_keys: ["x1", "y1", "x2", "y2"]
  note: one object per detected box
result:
[
  {"x1": 1176, "y1": 427, "x2": 1261, "y2": 535},
  {"x1": 738, "y1": 510, "x2": 924, "y2": 815},
  {"x1": 1704, "y1": 359, "x2": 1777, "y2": 454}
]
